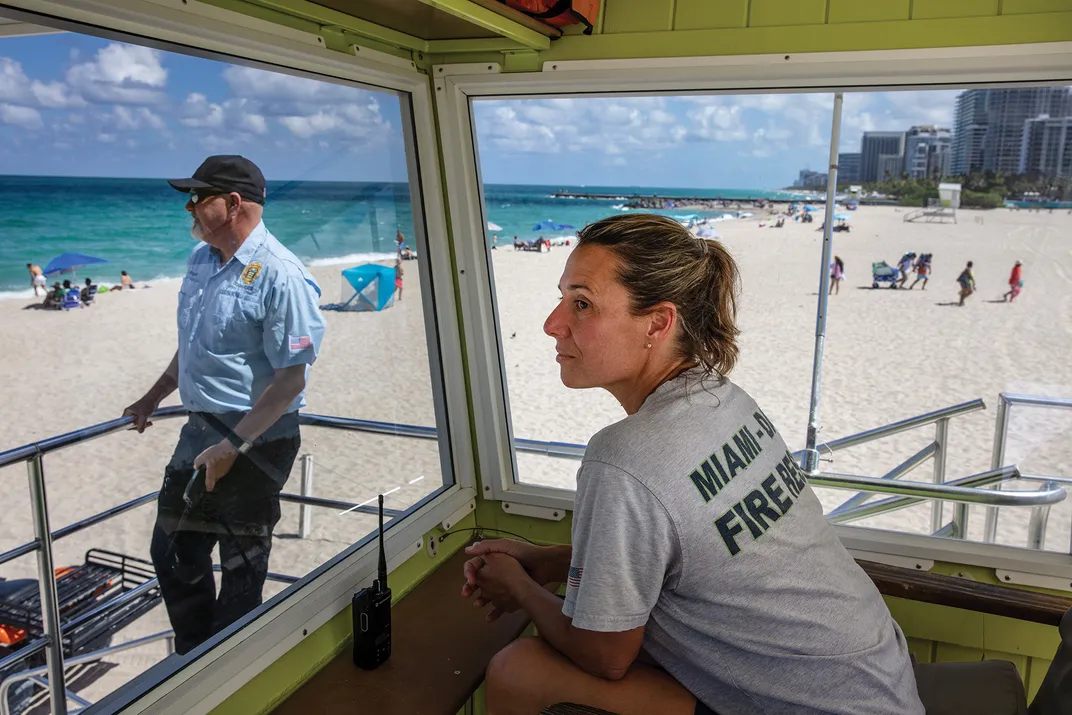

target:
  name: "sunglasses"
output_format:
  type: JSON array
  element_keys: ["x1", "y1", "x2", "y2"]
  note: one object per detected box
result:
[{"x1": 188, "y1": 189, "x2": 230, "y2": 204}]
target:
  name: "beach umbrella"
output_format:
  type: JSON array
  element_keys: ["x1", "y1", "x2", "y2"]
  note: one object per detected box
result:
[
  {"x1": 833, "y1": 213, "x2": 850, "y2": 221},
  {"x1": 803, "y1": 205, "x2": 818, "y2": 212},
  {"x1": 42, "y1": 252, "x2": 109, "y2": 277},
  {"x1": 695, "y1": 226, "x2": 722, "y2": 239},
  {"x1": 487, "y1": 221, "x2": 503, "y2": 232},
  {"x1": 532, "y1": 220, "x2": 575, "y2": 232}
]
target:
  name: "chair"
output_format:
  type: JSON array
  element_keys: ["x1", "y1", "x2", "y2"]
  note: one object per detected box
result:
[
  {"x1": 81, "y1": 285, "x2": 97, "y2": 306},
  {"x1": 61, "y1": 289, "x2": 83, "y2": 311}
]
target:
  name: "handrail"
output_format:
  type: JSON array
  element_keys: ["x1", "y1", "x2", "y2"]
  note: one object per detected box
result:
[
  {"x1": 814, "y1": 466, "x2": 1063, "y2": 507},
  {"x1": 825, "y1": 466, "x2": 1059, "y2": 524},
  {"x1": 0, "y1": 491, "x2": 400, "y2": 571},
  {"x1": 805, "y1": 398, "x2": 986, "y2": 456},
  {"x1": 986, "y1": 393, "x2": 1072, "y2": 544}
]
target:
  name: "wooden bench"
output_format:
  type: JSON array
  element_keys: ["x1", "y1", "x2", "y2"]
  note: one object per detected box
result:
[{"x1": 270, "y1": 547, "x2": 530, "y2": 715}]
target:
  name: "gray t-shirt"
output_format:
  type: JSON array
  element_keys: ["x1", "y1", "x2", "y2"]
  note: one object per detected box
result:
[{"x1": 562, "y1": 370, "x2": 924, "y2": 715}]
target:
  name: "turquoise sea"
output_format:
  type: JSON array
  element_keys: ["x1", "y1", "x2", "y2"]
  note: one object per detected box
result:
[{"x1": 0, "y1": 176, "x2": 805, "y2": 296}]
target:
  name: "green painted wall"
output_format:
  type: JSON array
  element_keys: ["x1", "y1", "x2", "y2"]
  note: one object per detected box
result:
[{"x1": 210, "y1": 512, "x2": 479, "y2": 715}]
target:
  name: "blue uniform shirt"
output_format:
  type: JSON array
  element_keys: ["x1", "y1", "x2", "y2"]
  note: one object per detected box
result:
[{"x1": 177, "y1": 221, "x2": 325, "y2": 414}]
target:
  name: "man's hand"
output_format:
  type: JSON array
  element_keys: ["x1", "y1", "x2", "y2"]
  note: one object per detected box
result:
[
  {"x1": 194, "y1": 441, "x2": 239, "y2": 492},
  {"x1": 464, "y1": 539, "x2": 554, "y2": 585},
  {"x1": 122, "y1": 395, "x2": 161, "y2": 433},
  {"x1": 463, "y1": 552, "x2": 531, "y2": 623}
]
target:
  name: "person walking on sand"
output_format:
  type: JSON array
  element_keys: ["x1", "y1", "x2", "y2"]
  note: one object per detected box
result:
[
  {"x1": 956, "y1": 261, "x2": 976, "y2": 307},
  {"x1": 27, "y1": 263, "x2": 45, "y2": 296},
  {"x1": 123, "y1": 155, "x2": 325, "y2": 655},
  {"x1": 908, "y1": 253, "x2": 931, "y2": 290},
  {"x1": 394, "y1": 259, "x2": 404, "y2": 301},
  {"x1": 897, "y1": 252, "x2": 916, "y2": 289},
  {"x1": 829, "y1": 255, "x2": 844, "y2": 295},
  {"x1": 1003, "y1": 260, "x2": 1024, "y2": 303},
  {"x1": 395, "y1": 229, "x2": 405, "y2": 258}
]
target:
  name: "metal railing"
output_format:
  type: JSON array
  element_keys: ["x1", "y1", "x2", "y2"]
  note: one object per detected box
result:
[
  {"x1": 2, "y1": 398, "x2": 1067, "y2": 713},
  {"x1": 0, "y1": 407, "x2": 443, "y2": 715},
  {"x1": 985, "y1": 393, "x2": 1072, "y2": 548}
]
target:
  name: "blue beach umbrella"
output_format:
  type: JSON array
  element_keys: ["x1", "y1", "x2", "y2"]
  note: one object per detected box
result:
[
  {"x1": 42, "y1": 252, "x2": 109, "y2": 277},
  {"x1": 803, "y1": 205, "x2": 818, "y2": 212},
  {"x1": 834, "y1": 213, "x2": 850, "y2": 221}
]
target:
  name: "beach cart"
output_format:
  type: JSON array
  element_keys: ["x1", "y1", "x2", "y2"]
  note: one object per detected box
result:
[{"x1": 871, "y1": 261, "x2": 899, "y2": 288}]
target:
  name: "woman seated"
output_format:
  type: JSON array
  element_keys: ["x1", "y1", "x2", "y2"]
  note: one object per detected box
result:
[{"x1": 462, "y1": 213, "x2": 923, "y2": 715}]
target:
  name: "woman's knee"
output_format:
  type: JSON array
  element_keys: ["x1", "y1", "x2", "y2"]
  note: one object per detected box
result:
[{"x1": 486, "y1": 638, "x2": 554, "y2": 713}]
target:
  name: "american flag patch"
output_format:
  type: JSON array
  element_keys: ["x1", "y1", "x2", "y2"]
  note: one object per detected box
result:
[
  {"x1": 289, "y1": 335, "x2": 312, "y2": 352},
  {"x1": 567, "y1": 566, "x2": 583, "y2": 589}
]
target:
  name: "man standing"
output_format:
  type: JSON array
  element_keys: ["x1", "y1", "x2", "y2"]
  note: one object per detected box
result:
[
  {"x1": 27, "y1": 263, "x2": 44, "y2": 296},
  {"x1": 123, "y1": 155, "x2": 325, "y2": 655}
]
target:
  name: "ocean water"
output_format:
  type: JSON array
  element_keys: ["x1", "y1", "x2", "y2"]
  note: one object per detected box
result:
[{"x1": 0, "y1": 176, "x2": 804, "y2": 297}]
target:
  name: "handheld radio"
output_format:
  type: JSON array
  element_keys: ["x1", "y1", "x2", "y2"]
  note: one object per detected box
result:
[{"x1": 352, "y1": 494, "x2": 392, "y2": 669}]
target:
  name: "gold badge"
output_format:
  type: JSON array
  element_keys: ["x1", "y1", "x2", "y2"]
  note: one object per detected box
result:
[{"x1": 241, "y1": 262, "x2": 262, "y2": 285}]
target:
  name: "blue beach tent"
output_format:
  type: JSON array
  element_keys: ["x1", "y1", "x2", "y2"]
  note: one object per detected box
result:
[
  {"x1": 43, "y1": 252, "x2": 108, "y2": 277},
  {"x1": 339, "y1": 264, "x2": 395, "y2": 312}
]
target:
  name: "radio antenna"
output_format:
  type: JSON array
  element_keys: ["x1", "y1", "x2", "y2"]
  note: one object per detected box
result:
[{"x1": 376, "y1": 494, "x2": 387, "y2": 591}]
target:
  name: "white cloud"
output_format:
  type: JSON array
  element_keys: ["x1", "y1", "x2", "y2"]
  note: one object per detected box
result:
[
  {"x1": 108, "y1": 105, "x2": 166, "y2": 132},
  {"x1": 0, "y1": 103, "x2": 42, "y2": 129},
  {"x1": 0, "y1": 58, "x2": 84, "y2": 110},
  {"x1": 179, "y1": 93, "x2": 224, "y2": 128},
  {"x1": 687, "y1": 104, "x2": 748, "y2": 141},
  {"x1": 223, "y1": 65, "x2": 379, "y2": 104},
  {"x1": 475, "y1": 97, "x2": 688, "y2": 156},
  {"x1": 67, "y1": 43, "x2": 168, "y2": 105},
  {"x1": 97, "y1": 132, "x2": 116, "y2": 143},
  {"x1": 277, "y1": 101, "x2": 390, "y2": 144}
]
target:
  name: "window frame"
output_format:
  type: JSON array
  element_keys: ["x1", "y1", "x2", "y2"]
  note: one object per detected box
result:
[
  {"x1": 435, "y1": 42, "x2": 1072, "y2": 570},
  {"x1": 0, "y1": 0, "x2": 476, "y2": 712}
]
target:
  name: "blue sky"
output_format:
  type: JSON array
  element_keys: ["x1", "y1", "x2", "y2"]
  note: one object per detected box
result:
[
  {"x1": 0, "y1": 32, "x2": 965, "y2": 188},
  {"x1": 0, "y1": 33, "x2": 409, "y2": 182}
]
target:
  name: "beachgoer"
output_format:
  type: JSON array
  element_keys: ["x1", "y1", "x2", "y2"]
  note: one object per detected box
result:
[
  {"x1": 119, "y1": 270, "x2": 134, "y2": 290},
  {"x1": 897, "y1": 252, "x2": 916, "y2": 289},
  {"x1": 395, "y1": 230, "x2": 405, "y2": 257},
  {"x1": 956, "y1": 261, "x2": 976, "y2": 306},
  {"x1": 1003, "y1": 260, "x2": 1023, "y2": 303},
  {"x1": 462, "y1": 213, "x2": 924, "y2": 715},
  {"x1": 829, "y1": 255, "x2": 845, "y2": 295},
  {"x1": 43, "y1": 281, "x2": 63, "y2": 308},
  {"x1": 908, "y1": 253, "x2": 930, "y2": 290},
  {"x1": 394, "y1": 259, "x2": 404, "y2": 301},
  {"x1": 124, "y1": 155, "x2": 325, "y2": 655},
  {"x1": 27, "y1": 263, "x2": 45, "y2": 296},
  {"x1": 81, "y1": 277, "x2": 97, "y2": 305},
  {"x1": 492, "y1": 233, "x2": 498, "y2": 250}
]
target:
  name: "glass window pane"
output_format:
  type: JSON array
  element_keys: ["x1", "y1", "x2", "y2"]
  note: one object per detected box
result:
[
  {"x1": 0, "y1": 27, "x2": 450, "y2": 708},
  {"x1": 809, "y1": 86, "x2": 1072, "y2": 550},
  {"x1": 472, "y1": 93, "x2": 833, "y2": 490}
]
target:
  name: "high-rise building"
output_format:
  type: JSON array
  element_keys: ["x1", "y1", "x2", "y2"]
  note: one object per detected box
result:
[
  {"x1": 952, "y1": 88, "x2": 1072, "y2": 175},
  {"x1": 860, "y1": 132, "x2": 905, "y2": 182},
  {"x1": 837, "y1": 152, "x2": 861, "y2": 183},
  {"x1": 951, "y1": 90, "x2": 988, "y2": 176},
  {"x1": 1020, "y1": 115, "x2": 1072, "y2": 178},
  {"x1": 904, "y1": 125, "x2": 952, "y2": 179},
  {"x1": 877, "y1": 154, "x2": 904, "y2": 181},
  {"x1": 794, "y1": 169, "x2": 828, "y2": 188}
]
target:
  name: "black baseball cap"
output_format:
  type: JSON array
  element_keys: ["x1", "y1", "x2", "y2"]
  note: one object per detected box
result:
[{"x1": 168, "y1": 155, "x2": 267, "y2": 205}]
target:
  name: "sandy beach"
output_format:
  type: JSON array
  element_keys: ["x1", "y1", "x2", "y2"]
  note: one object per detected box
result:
[{"x1": 1, "y1": 205, "x2": 1071, "y2": 702}]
